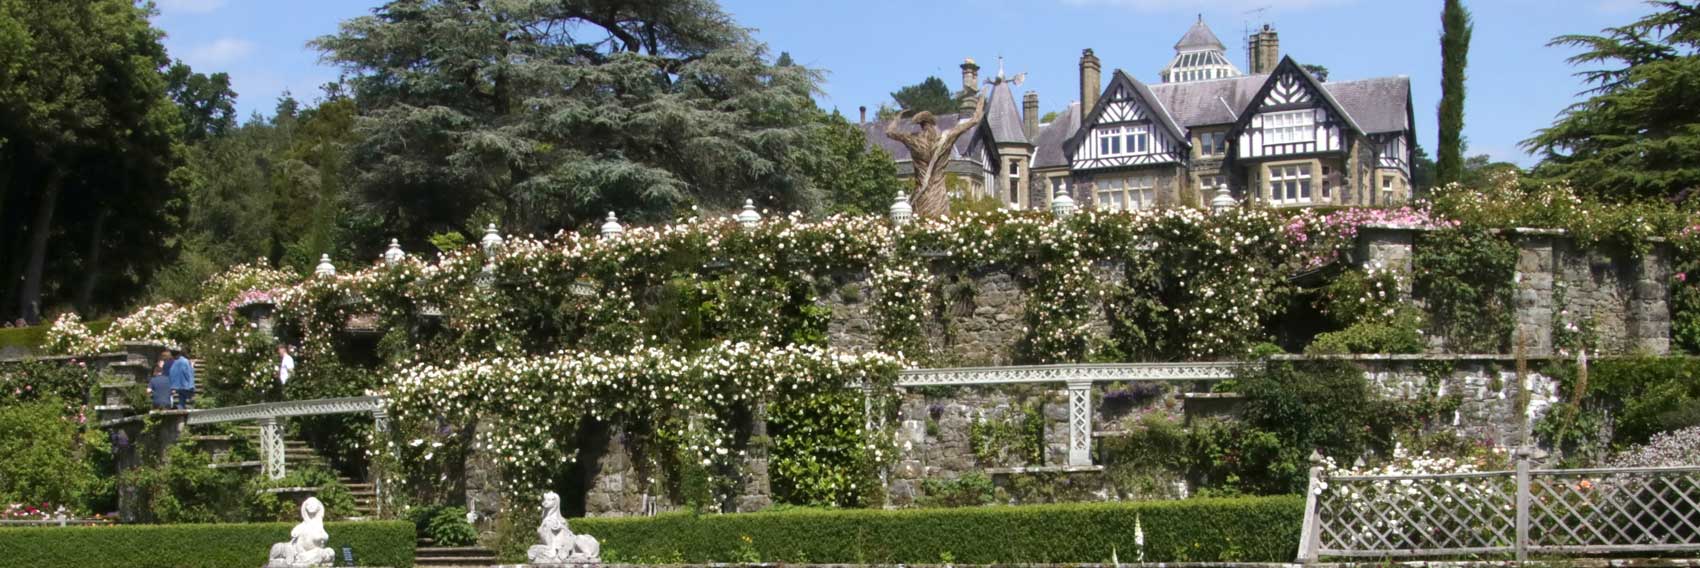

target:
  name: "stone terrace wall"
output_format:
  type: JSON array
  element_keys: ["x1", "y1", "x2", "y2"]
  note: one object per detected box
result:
[
  {"x1": 1356, "y1": 226, "x2": 1673, "y2": 356},
  {"x1": 817, "y1": 264, "x2": 1122, "y2": 367}
]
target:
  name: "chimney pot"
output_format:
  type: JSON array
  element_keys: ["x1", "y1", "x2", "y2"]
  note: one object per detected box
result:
[{"x1": 859, "y1": 106, "x2": 866, "y2": 124}]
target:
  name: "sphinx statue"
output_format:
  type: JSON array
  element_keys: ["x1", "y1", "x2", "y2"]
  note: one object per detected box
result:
[
  {"x1": 267, "y1": 497, "x2": 335, "y2": 567},
  {"x1": 528, "y1": 491, "x2": 600, "y2": 564}
]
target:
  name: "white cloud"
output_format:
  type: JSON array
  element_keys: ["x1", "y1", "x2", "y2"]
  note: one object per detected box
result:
[
  {"x1": 157, "y1": 0, "x2": 227, "y2": 14},
  {"x1": 1061, "y1": 0, "x2": 1347, "y2": 12},
  {"x1": 185, "y1": 38, "x2": 255, "y2": 67}
]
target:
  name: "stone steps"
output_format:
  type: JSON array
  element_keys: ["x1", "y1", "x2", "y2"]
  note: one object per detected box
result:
[{"x1": 415, "y1": 541, "x2": 499, "y2": 568}]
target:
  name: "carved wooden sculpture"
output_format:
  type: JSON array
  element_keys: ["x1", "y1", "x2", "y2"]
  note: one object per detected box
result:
[{"x1": 884, "y1": 97, "x2": 985, "y2": 217}]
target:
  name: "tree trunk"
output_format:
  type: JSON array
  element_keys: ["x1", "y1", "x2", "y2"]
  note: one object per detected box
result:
[
  {"x1": 75, "y1": 207, "x2": 108, "y2": 314},
  {"x1": 19, "y1": 170, "x2": 62, "y2": 324}
]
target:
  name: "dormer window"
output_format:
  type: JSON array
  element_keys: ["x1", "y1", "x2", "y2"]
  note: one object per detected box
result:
[
  {"x1": 1095, "y1": 125, "x2": 1149, "y2": 157},
  {"x1": 1263, "y1": 110, "x2": 1315, "y2": 145}
]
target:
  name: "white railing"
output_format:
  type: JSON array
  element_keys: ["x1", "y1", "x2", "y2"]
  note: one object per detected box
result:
[
  {"x1": 891, "y1": 362, "x2": 1250, "y2": 466},
  {"x1": 1298, "y1": 451, "x2": 1700, "y2": 562}
]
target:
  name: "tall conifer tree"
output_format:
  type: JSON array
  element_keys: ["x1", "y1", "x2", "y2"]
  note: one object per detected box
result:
[{"x1": 1436, "y1": 0, "x2": 1472, "y2": 187}]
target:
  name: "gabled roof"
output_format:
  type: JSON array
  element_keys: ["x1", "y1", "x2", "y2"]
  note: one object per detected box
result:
[
  {"x1": 983, "y1": 80, "x2": 1030, "y2": 145},
  {"x1": 1322, "y1": 76, "x2": 1411, "y2": 134},
  {"x1": 1032, "y1": 102, "x2": 1081, "y2": 169},
  {"x1": 1231, "y1": 56, "x2": 1364, "y2": 135},
  {"x1": 1175, "y1": 16, "x2": 1227, "y2": 52},
  {"x1": 1067, "y1": 70, "x2": 1189, "y2": 155},
  {"x1": 1149, "y1": 75, "x2": 1267, "y2": 127}
]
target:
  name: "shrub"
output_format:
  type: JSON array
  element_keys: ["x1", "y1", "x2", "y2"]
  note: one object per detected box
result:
[
  {"x1": 119, "y1": 446, "x2": 247, "y2": 524},
  {"x1": 564, "y1": 496, "x2": 1302, "y2": 564},
  {"x1": 917, "y1": 472, "x2": 997, "y2": 508},
  {"x1": 1539, "y1": 356, "x2": 1700, "y2": 458},
  {"x1": 247, "y1": 466, "x2": 358, "y2": 522},
  {"x1": 0, "y1": 520, "x2": 414, "y2": 568},
  {"x1": 422, "y1": 506, "x2": 479, "y2": 547},
  {"x1": 1306, "y1": 313, "x2": 1425, "y2": 355},
  {"x1": 0, "y1": 402, "x2": 105, "y2": 513}
]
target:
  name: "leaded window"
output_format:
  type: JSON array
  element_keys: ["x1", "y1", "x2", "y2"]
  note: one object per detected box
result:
[
  {"x1": 1268, "y1": 164, "x2": 1312, "y2": 205},
  {"x1": 1263, "y1": 109, "x2": 1315, "y2": 145}
]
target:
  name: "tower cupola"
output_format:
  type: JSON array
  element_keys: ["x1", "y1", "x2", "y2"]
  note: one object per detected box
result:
[{"x1": 1160, "y1": 16, "x2": 1242, "y2": 83}]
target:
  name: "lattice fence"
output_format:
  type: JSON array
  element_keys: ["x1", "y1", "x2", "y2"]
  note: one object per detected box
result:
[{"x1": 1298, "y1": 460, "x2": 1700, "y2": 562}]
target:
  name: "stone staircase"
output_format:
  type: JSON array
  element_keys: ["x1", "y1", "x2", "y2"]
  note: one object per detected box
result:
[
  {"x1": 234, "y1": 425, "x2": 380, "y2": 519},
  {"x1": 414, "y1": 538, "x2": 500, "y2": 568}
]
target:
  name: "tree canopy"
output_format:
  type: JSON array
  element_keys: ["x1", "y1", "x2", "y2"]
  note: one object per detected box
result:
[
  {"x1": 889, "y1": 76, "x2": 958, "y2": 116},
  {"x1": 0, "y1": 0, "x2": 186, "y2": 321},
  {"x1": 312, "y1": 0, "x2": 831, "y2": 242},
  {"x1": 1524, "y1": 1, "x2": 1700, "y2": 203}
]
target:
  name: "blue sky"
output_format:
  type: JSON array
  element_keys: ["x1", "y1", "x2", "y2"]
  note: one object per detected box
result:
[{"x1": 154, "y1": 0, "x2": 1657, "y2": 166}]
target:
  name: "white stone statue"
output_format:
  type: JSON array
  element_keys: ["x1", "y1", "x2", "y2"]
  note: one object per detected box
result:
[
  {"x1": 527, "y1": 491, "x2": 600, "y2": 564},
  {"x1": 267, "y1": 497, "x2": 335, "y2": 567}
]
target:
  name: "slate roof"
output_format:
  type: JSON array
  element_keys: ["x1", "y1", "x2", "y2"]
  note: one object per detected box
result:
[
  {"x1": 1174, "y1": 17, "x2": 1227, "y2": 52},
  {"x1": 1320, "y1": 76, "x2": 1411, "y2": 134},
  {"x1": 984, "y1": 80, "x2": 1030, "y2": 145},
  {"x1": 1032, "y1": 102, "x2": 1081, "y2": 169},
  {"x1": 1144, "y1": 73, "x2": 1411, "y2": 134}
]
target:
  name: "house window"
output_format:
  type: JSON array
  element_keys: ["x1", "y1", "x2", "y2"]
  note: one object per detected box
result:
[
  {"x1": 1263, "y1": 109, "x2": 1315, "y2": 145},
  {"x1": 1098, "y1": 127, "x2": 1124, "y2": 155},
  {"x1": 1097, "y1": 176, "x2": 1156, "y2": 212},
  {"x1": 1049, "y1": 177, "x2": 1068, "y2": 199},
  {"x1": 1381, "y1": 175, "x2": 1396, "y2": 197},
  {"x1": 1199, "y1": 175, "x2": 1223, "y2": 194},
  {"x1": 1124, "y1": 125, "x2": 1148, "y2": 154},
  {"x1": 1009, "y1": 160, "x2": 1020, "y2": 177},
  {"x1": 1198, "y1": 131, "x2": 1226, "y2": 157},
  {"x1": 1268, "y1": 164, "x2": 1312, "y2": 205},
  {"x1": 1321, "y1": 166, "x2": 1331, "y2": 198}
]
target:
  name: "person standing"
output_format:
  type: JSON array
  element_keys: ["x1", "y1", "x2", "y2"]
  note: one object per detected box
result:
[
  {"x1": 147, "y1": 360, "x2": 172, "y2": 410},
  {"x1": 167, "y1": 348, "x2": 196, "y2": 409},
  {"x1": 276, "y1": 344, "x2": 295, "y2": 400}
]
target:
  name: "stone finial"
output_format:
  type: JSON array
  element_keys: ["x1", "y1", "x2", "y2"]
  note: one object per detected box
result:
[
  {"x1": 736, "y1": 199, "x2": 761, "y2": 229},
  {"x1": 1050, "y1": 183, "x2": 1076, "y2": 219},
  {"x1": 600, "y1": 212, "x2": 624, "y2": 238},
  {"x1": 480, "y1": 223, "x2": 504, "y2": 257},
  {"x1": 890, "y1": 192, "x2": 913, "y2": 226},
  {"x1": 313, "y1": 254, "x2": 335, "y2": 277},
  {"x1": 383, "y1": 239, "x2": 404, "y2": 265},
  {"x1": 267, "y1": 497, "x2": 334, "y2": 567},
  {"x1": 1210, "y1": 186, "x2": 1236, "y2": 213},
  {"x1": 528, "y1": 491, "x2": 601, "y2": 564}
]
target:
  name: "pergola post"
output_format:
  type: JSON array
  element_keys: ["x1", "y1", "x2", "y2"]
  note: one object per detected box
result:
[
  {"x1": 1066, "y1": 380, "x2": 1092, "y2": 466},
  {"x1": 259, "y1": 416, "x2": 286, "y2": 480}
]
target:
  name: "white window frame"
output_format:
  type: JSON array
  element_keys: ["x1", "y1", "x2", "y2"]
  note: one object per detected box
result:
[
  {"x1": 1262, "y1": 109, "x2": 1315, "y2": 145},
  {"x1": 1124, "y1": 125, "x2": 1149, "y2": 155},
  {"x1": 1096, "y1": 176, "x2": 1156, "y2": 212},
  {"x1": 1268, "y1": 164, "x2": 1313, "y2": 206}
]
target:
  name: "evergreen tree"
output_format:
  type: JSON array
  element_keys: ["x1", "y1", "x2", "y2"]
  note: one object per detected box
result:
[
  {"x1": 314, "y1": 0, "x2": 827, "y2": 241},
  {"x1": 1524, "y1": 1, "x2": 1700, "y2": 202},
  {"x1": 792, "y1": 111, "x2": 902, "y2": 216},
  {"x1": 1436, "y1": 0, "x2": 1472, "y2": 186},
  {"x1": 889, "y1": 76, "x2": 957, "y2": 115},
  {"x1": 165, "y1": 61, "x2": 237, "y2": 142}
]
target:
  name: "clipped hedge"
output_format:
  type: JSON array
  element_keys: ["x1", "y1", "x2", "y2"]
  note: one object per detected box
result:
[
  {"x1": 0, "y1": 520, "x2": 414, "y2": 568},
  {"x1": 573, "y1": 496, "x2": 1302, "y2": 564}
]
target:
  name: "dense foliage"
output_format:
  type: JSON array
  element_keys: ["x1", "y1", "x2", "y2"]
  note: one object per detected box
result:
[
  {"x1": 1436, "y1": 0, "x2": 1472, "y2": 186},
  {"x1": 1539, "y1": 356, "x2": 1700, "y2": 462},
  {"x1": 0, "y1": 521, "x2": 414, "y2": 568},
  {"x1": 1524, "y1": 1, "x2": 1700, "y2": 203},
  {"x1": 889, "y1": 76, "x2": 960, "y2": 116},
  {"x1": 0, "y1": 0, "x2": 188, "y2": 321},
  {"x1": 533, "y1": 496, "x2": 1303, "y2": 564}
]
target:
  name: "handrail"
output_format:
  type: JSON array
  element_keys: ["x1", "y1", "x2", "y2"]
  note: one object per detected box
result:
[
  {"x1": 896, "y1": 361, "x2": 1254, "y2": 387},
  {"x1": 187, "y1": 395, "x2": 385, "y2": 425}
]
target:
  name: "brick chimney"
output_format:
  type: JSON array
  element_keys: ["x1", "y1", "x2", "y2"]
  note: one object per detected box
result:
[
  {"x1": 960, "y1": 58, "x2": 981, "y2": 114},
  {"x1": 1079, "y1": 49, "x2": 1101, "y2": 112},
  {"x1": 1249, "y1": 24, "x2": 1280, "y2": 74},
  {"x1": 1023, "y1": 91, "x2": 1040, "y2": 141}
]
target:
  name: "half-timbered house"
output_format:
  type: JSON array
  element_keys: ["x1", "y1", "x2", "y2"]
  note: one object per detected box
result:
[{"x1": 859, "y1": 17, "x2": 1416, "y2": 211}]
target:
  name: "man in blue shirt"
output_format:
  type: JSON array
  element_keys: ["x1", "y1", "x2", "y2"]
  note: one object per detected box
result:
[
  {"x1": 166, "y1": 348, "x2": 195, "y2": 409},
  {"x1": 148, "y1": 360, "x2": 172, "y2": 409}
]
